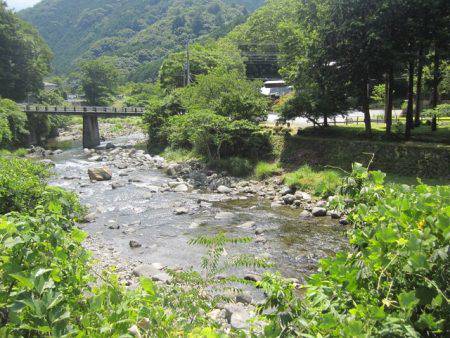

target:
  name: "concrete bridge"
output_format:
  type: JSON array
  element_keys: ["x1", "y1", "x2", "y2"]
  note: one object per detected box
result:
[{"x1": 23, "y1": 105, "x2": 145, "y2": 148}]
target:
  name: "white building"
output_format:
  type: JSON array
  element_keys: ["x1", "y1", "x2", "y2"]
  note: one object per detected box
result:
[{"x1": 260, "y1": 80, "x2": 292, "y2": 99}]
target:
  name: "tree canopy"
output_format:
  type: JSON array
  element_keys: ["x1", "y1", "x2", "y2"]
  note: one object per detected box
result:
[
  {"x1": 0, "y1": 1, "x2": 52, "y2": 101},
  {"x1": 79, "y1": 57, "x2": 120, "y2": 106}
]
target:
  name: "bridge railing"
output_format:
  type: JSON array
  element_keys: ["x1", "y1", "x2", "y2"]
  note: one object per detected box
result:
[{"x1": 22, "y1": 105, "x2": 145, "y2": 114}]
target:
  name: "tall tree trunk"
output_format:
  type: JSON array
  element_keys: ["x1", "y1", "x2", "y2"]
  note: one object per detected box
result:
[
  {"x1": 323, "y1": 115, "x2": 328, "y2": 127},
  {"x1": 363, "y1": 75, "x2": 371, "y2": 136},
  {"x1": 385, "y1": 65, "x2": 394, "y2": 135},
  {"x1": 431, "y1": 45, "x2": 440, "y2": 131},
  {"x1": 405, "y1": 60, "x2": 415, "y2": 140},
  {"x1": 414, "y1": 48, "x2": 424, "y2": 127}
]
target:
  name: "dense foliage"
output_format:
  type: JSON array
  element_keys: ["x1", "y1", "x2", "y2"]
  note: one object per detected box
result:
[
  {"x1": 0, "y1": 158, "x2": 222, "y2": 336},
  {"x1": 283, "y1": 165, "x2": 342, "y2": 198},
  {"x1": 261, "y1": 164, "x2": 450, "y2": 336},
  {"x1": 20, "y1": 0, "x2": 264, "y2": 78},
  {"x1": 145, "y1": 68, "x2": 271, "y2": 161},
  {"x1": 227, "y1": 0, "x2": 298, "y2": 79},
  {"x1": 0, "y1": 2, "x2": 52, "y2": 101},
  {"x1": 1, "y1": 157, "x2": 448, "y2": 336},
  {"x1": 79, "y1": 57, "x2": 120, "y2": 106},
  {"x1": 177, "y1": 68, "x2": 269, "y2": 122},
  {"x1": 0, "y1": 99, "x2": 28, "y2": 149},
  {"x1": 159, "y1": 40, "x2": 245, "y2": 91},
  {"x1": 165, "y1": 109, "x2": 272, "y2": 161}
]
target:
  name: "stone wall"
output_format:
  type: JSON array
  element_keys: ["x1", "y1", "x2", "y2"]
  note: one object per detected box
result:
[{"x1": 276, "y1": 135, "x2": 450, "y2": 179}]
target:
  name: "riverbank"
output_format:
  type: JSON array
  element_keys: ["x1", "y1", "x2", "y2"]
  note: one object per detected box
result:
[{"x1": 22, "y1": 127, "x2": 348, "y2": 332}]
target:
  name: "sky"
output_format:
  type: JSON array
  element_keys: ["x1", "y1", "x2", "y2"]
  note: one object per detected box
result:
[{"x1": 5, "y1": 0, "x2": 41, "y2": 10}]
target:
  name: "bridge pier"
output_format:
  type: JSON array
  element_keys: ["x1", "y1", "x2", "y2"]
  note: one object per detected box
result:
[{"x1": 83, "y1": 116, "x2": 100, "y2": 148}]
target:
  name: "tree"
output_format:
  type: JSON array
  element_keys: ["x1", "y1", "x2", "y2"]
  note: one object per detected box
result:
[
  {"x1": 177, "y1": 68, "x2": 269, "y2": 122},
  {"x1": 79, "y1": 57, "x2": 120, "y2": 106},
  {"x1": 0, "y1": 2, "x2": 52, "y2": 101},
  {"x1": 0, "y1": 98, "x2": 28, "y2": 148},
  {"x1": 158, "y1": 40, "x2": 245, "y2": 91},
  {"x1": 277, "y1": 1, "x2": 349, "y2": 127}
]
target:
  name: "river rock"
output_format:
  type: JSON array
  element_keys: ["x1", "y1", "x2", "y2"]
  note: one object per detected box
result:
[
  {"x1": 329, "y1": 210, "x2": 341, "y2": 219},
  {"x1": 208, "y1": 309, "x2": 225, "y2": 322},
  {"x1": 145, "y1": 185, "x2": 160, "y2": 193},
  {"x1": 166, "y1": 163, "x2": 182, "y2": 176},
  {"x1": 88, "y1": 167, "x2": 112, "y2": 181},
  {"x1": 295, "y1": 191, "x2": 312, "y2": 201},
  {"x1": 339, "y1": 217, "x2": 349, "y2": 225},
  {"x1": 254, "y1": 227, "x2": 265, "y2": 235},
  {"x1": 236, "y1": 294, "x2": 253, "y2": 305},
  {"x1": 217, "y1": 185, "x2": 232, "y2": 194},
  {"x1": 280, "y1": 186, "x2": 293, "y2": 196},
  {"x1": 215, "y1": 212, "x2": 234, "y2": 220},
  {"x1": 271, "y1": 201, "x2": 283, "y2": 209},
  {"x1": 173, "y1": 183, "x2": 189, "y2": 192},
  {"x1": 299, "y1": 210, "x2": 312, "y2": 219},
  {"x1": 223, "y1": 303, "x2": 253, "y2": 330},
  {"x1": 244, "y1": 273, "x2": 262, "y2": 283},
  {"x1": 105, "y1": 142, "x2": 116, "y2": 149},
  {"x1": 111, "y1": 181, "x2": 126, "y2": 189},
  {"x1": 282, "y1": 194, "x2": 295, "y2": 205},
  {"x1": 132, "y1": 263, "x2": 172, "y2": 283},
  {"x1": 312, "y1": 207, "x2": 327, "y2": 217},
  {"x1": 81, "y1": 212, "x2": 96, "y2": 223},
  {"x1": 238, "y1": 221, "x2": 255, "y2": 229},
  {"x1": 129, "y1": 240, "x2": 142, "y2": 248},
  {"x1": 88, "y1": 155, "x2": 102, "y2": 162},
  {"x1": 174, "y1": 207, "x2": 188, "y2": 215}
]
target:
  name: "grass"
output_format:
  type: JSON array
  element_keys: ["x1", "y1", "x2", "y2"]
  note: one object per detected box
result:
[
  {"x1": 298, "y1": 120, "x2": 450, "y2": 145},
  {"x1": 283, "y1": 165, "x2": 342, "y2": 198},
  {"x1": 254, "y1": 161, "x2": 282, "y2": 179},
  {"x1": 160, "y1": 147, "x2": 201, "y2": 162},
  {"x1": 208, "y1": 157, "x2": 254, "y2": 177}
]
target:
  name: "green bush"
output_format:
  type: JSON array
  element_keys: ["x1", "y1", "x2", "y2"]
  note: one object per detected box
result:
[
  {"x1": 261, "y1": 165, "x2": 450, "y2": 336},
  {"x1": 283, "y1": 165, "x2": 342, "y2": 197},
  {"x1": 165, "y1": 110, "x2": 272, "y2": 161},
  {"x1": 0, "y1": 99, "x2": 29, "y2": 148},
  {"x1": 255, "y1": 161, "x2": 282, "y2": 179},
  {"x1": 177, "y1": 68, "x2": 269, "y2": 122},
  {"x1": 0, "y1": 157, "x2": 220, "y2": 336},
  {"x1": 0, "y1": 158, "x2": 50, "y2": 214}
]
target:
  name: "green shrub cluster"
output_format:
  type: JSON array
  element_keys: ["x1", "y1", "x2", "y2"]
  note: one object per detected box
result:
[
  {"x1": 260, "y1": 164, "x2": 450, "y2": 336},
  {"x1": 0, "y1": 158, "x2": 223, "y2": 336},
  {"x1": 0, "y1": 99, "x2": 29, "y2": 148},
  {"x1": 283, "y1": 165, "x2": 342, "y2": 197},
  {"x1": 165, "y1": 110, "x2": 272, "y2": 162},
  {"x1": 144, "y1": 68, "x2": 271, "y2": 162}
]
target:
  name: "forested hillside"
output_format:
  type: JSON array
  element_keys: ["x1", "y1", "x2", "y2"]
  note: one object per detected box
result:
[{"x1": 19, "y1": 0, "x2": 264, "y2": 79}]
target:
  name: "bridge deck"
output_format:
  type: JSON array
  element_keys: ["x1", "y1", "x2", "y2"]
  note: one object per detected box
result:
[{"x1": 22, "y1": 105, "x2": 145, "y2": 117}]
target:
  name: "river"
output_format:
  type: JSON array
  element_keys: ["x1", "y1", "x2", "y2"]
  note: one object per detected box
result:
[{"x1": 47, "y1": 133, "x2": 347, "y2": 287}]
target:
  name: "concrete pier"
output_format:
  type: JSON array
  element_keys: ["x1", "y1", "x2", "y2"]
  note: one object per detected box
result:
[{"x1": 82, "y1": 116, "x2": 100, "y2": 148}]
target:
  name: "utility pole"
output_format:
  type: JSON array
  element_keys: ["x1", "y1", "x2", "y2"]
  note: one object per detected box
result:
[{"x1": 185, "y1": 39, "x2": 191, "y2": 86}]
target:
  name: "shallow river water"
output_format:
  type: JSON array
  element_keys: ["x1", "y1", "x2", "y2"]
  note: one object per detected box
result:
[{"x1": 49, "y1": 135, "x2": 347, "y2": 283}]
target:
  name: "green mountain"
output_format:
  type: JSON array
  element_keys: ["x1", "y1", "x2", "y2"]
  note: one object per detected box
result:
[{"x1": 19, "y1": 0, "x2": 265, "y2": 79}]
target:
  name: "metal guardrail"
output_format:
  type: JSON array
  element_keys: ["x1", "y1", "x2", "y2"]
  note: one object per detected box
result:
[{"x1": 22, "y1": 105, "x2": 145, "y2": 114}]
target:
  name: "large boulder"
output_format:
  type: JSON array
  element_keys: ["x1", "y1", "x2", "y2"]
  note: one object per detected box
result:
[{"x1": 88, "y1": 167, "x2": 112, "y2": 181}]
